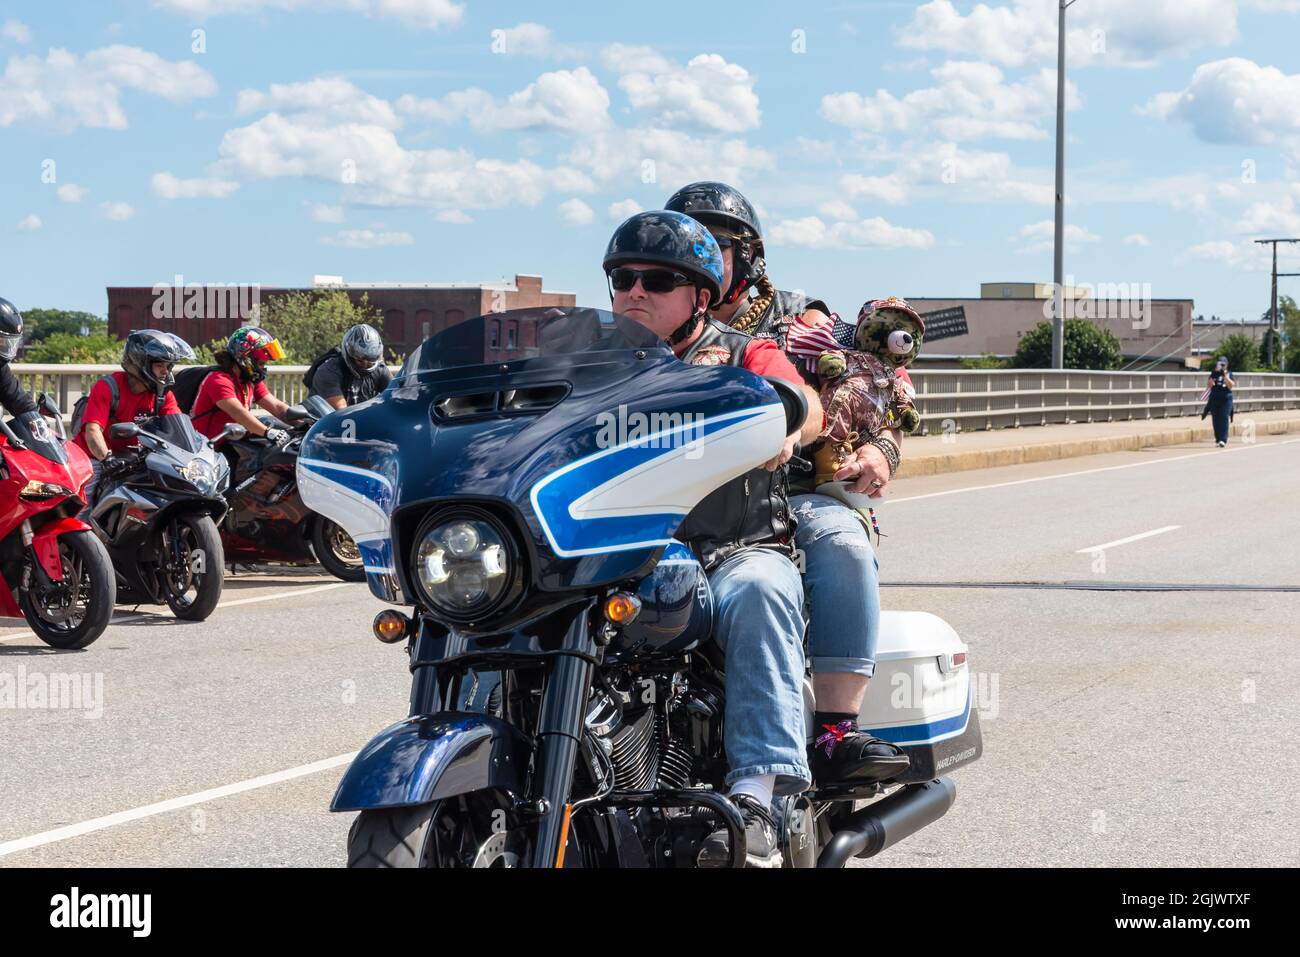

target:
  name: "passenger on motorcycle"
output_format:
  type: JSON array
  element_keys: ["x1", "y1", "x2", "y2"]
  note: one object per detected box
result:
[
  {"x1": 664, "y1": 182, "x2": 910, "y2": 784},
  {"x1": 73, "y1": 329, "x2": 193, "y2": 511},
  {"x1": 605, "y1": 210, "x2": 868, "y2": 867},
  {"x1": 0, "y1": 297, "x2": 52, "y2": 444},
  {"x1": 191, "y1": 326, "x2": 293, "y2": 444},
  {"x1": 306, "y1": 323, "x2": 391, "y2": 410}
]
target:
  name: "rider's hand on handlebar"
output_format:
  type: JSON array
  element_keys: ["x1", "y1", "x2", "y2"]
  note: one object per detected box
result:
[
  {"x1": 265, "y1": 428, "x2": 291, "y2": 447},
  {"x1": 763, "y1": 431, "x2": 800, "y2": 472},
  {"x1": 101, "y1": 453, "x2": 133, "y2": 478}
]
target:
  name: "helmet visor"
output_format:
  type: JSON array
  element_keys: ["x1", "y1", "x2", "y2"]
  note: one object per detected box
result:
[
  {"x1": 0, "y1": 333, "x2": 21, "y2": 362},
  {"x1": 253, "y1": 339, "x2": 286, "y2": 363}
]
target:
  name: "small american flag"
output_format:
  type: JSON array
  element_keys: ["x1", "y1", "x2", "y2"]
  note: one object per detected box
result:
[
  {"x1": 1198, "y1": 385, "x2": 1211, "y2": 401},
  {"x1": 785, "y1": 315, "x2": 844, "y2": 360}
]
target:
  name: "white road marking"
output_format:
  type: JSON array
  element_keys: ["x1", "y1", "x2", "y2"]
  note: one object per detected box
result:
[
  {"x1": 0, "y1": 580, "x2": 354, "y2": 643},
  {"x1": 888, "y1": 436, "x2": 1300, "y2": 505},
  {"x1": 1075, "y1": 525, "x2": 1181, "y2": 554},
  {"x1": 0, "y1": 751, "x2": 358, "y2": 859}
]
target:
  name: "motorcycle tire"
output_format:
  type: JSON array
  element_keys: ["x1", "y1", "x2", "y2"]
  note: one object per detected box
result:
[
  {"x1": 20, "y1": 530, "x2": 115, "y2": 650},
  {"x1": 311, "y1": 517, "x2": 365, "y2": 583},
  {"x1": 347, "y1": 792, "x2": 528, "y2": 868},
  {"x1": 162, "y1": 514, "x2": 225, "y2": 622}
]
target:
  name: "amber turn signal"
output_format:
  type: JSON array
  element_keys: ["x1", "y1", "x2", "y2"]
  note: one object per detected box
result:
[
  {"x1": 373, "y1": 610, "x2": 409, "y2": 644},
  {"x1": 603, "y1": 592, "x2": 641, "y2": 625}
]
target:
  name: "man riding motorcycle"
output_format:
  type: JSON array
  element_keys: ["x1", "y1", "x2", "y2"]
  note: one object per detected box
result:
[
  {"x1": 0, "y1": 297, "x2": 54, "y2": 446},
  {"x1": 604, "y1": 210, "x2": 883, "y2": 866},
  {"x1": 73, "y1": 329, "x2": 192, "y2": 512},
  {"x1": 664, "y1": 182, "x2": 910, "y2": 784},
  {"x1": 191, "y1": 326, "x2": 293, "y2": 444},
  {"x1": 306, "y1": 323, "x2": 392, "y2": 410}
]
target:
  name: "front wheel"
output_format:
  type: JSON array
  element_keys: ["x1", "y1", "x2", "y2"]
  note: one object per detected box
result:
[
  {"x1": 311, "y1": 517, "x2": 365, "y2": 582},
  {"x1": 347, "y1": 791, "x2": 528, "y2": 868},
  {"x1": 160, "y1": 514, "x2": 224, "y2": 621},
  {"x1": 19, "y1": 530, "x2": 115, "y2": 649}
]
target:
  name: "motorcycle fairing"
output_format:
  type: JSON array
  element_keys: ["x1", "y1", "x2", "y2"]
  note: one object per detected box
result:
[
  {"x1": 330, "y1": 712, "x2": 531, "y2": 812},
  {"x1": 299, "y1": 336, "x2": 786, "y2": 603}
]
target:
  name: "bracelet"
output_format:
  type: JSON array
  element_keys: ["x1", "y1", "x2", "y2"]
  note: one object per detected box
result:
[{"x1": 866, "y1": 436, "x2": 900, "y2": 478}]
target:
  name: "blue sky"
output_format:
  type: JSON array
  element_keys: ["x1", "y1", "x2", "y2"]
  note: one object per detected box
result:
[{"x1": 3, "y1": 0, "x2": 1300, "y2": 323}]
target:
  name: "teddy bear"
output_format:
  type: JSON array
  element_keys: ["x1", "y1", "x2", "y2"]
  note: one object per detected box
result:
[{"x1": 786, "y1": 297, "x2": 925, "y2": 486}]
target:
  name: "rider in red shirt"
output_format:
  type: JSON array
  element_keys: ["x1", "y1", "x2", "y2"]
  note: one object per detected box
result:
[{"x1": 190, "y1": 326, "x2": 293, "y2": 442}]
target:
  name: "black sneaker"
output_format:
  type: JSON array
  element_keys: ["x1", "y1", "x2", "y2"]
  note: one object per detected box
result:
[
  {"x1": 809, "y1": 721, "x2": 911, "y2": 785},
  {"x1": 697, "y1": 794, "x2": 782, "y2": 868}
]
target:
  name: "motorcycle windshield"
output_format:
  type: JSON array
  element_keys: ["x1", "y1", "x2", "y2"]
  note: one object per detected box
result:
[
  {"x1": 299, "y1": 307, "x2": 789, "y2": 599},
  {"x1": 140, "y1": 413, "x2": 207, "y2": 454},
  {"x1": 6, "y1": 415, "x2": 69, "y2": 465}
]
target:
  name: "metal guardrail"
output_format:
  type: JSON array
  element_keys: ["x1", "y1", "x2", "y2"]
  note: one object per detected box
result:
[
  {"x1": 11, "y1": 364, "x2": 314, "y2": 417},
  {"x1": 909, "y1": 369, "x2": 1300, "y2": 433},
  {"x1": 11, "y1": 364, "x2": 1300, "y2": 435}
]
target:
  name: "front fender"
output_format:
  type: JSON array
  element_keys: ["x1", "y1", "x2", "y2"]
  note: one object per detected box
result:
[
  {"x1": 330, "y1": 711, "x2": 532, "y2": 812},
  {"x1": 32, "y1": 516, "x2": 93, "y2": 581}
]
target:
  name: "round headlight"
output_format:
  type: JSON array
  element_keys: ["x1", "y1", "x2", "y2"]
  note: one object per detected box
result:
[{"x1": 415, "y1": 517, "x2": 512, "y2": 616}]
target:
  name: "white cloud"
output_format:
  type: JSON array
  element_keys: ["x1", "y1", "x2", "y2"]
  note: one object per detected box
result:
[
  {"x1": 0, "y1": 44, "x2": 216, "y2": 131},
  {"x1": 216, "y1": 112, "x2": 592, "y2": 211},
  {"x1": 558, "y1": 198, "x2": 594, "y2": 225},
  {"x1": 818, "y1": 200, "x2": 858, "y2": 221},
  {"x1": 840, "y1": 173, "x2": 909, "y2": 206},
  {"x1": 2, "y1": 20, "x2": 31, "y2": 43},
  {"x1": 769, "y1": 215, "x2": 935, "y2": 250},
  {"x1": 602, "y1": 44, "x2": 760, "y2": 133},
  {"x1": 435, "y1": 209, "x2": 471, "y2": 224},
  {"x1": 564, "y1": 127, "x2": 774, "y2": 190},
  {"x1": 897, "y1": 0, "x2": 1238, "y2": 69},
  {"x1": 152, "y1": 171, "x2": 239, "y2": 198},
  {"x1": 237, "y1": 77, "x2": 401, "y2": 128},
  {"x1": 1143, "y1": 58, "x2": 1300, "y2": 151},
  {"x1": 608, "y1": 198, "x2": 642, "y2": 221},
  {"x1": 150, "y1": 0, "x2": 464, "y2": 30},
  {"x1": 491, "y1": 22, "x2": 570, "y2": 58},
  {"x1": 821, "y1": 61, "x2": 1077, "y2": 142},
  {"x1": 16, "y1": 214, "x2": 41, "y2": 231},
  {"x1": 1123, "y1": 233, "x2": 1152, "y2": 246},
  {"x1": 1231, "y1": 196, "x2": 1300, "y2": 234},
  {"x1": 1183, "y1": 239, "x2": 1292, "y2": 271},
  {"x1": 100, "y1": 200, "x2": 134, "y2": 221},
  {"x1": 397, "y1": 66, "x2": 610, "y2": 133},
  {"x1": 56, "y1": 183, "x2": 89, "y2": 202},
  {"x1": 321, "y1": 228, "x2": 415, "y2": 248},
  {"x1": 838, "y1": 143, "x2": 1053, "y2": 209},
  {"x1": 1016, "y1": 220, "x2": 1100, "y2": 254},
  {"x1": 309, "y1": 203, "x2": 345, "y2": 223}
]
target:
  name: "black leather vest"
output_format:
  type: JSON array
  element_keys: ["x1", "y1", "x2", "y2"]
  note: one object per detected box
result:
[{"x1": 672, "y1": 319, "x2": 794, "y2": 571}]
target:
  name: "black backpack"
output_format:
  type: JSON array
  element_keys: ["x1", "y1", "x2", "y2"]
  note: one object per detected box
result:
[
  {"x1": 172, "y1": 364, "x2": 218, "y2": 415},
  {"x1": 69, "y1": 375, "x2": 119, "y2": 438},
  {"x1": 303, "y1": 348, "x2": 343, "y2": 392}
]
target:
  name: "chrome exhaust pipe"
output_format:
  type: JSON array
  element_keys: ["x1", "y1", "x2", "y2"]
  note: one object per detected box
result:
[{"x1": 817, "y1": 777, "x2": 956, "y2": 868}]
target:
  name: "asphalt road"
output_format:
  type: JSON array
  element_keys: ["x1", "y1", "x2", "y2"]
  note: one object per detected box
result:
[{"x1": 2, "y1": 432, "x2": 1297, "y2": 867}]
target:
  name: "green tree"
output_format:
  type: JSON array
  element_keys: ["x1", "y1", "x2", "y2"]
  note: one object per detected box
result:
[
  {"x1": 959, "y1": 353, "x2": 1009, "y2": 369},
  {"x1": 1200, "y1": 333, "x2": 1259, "y2": 372},
  {"x1": 24, "y1": 332, "x2": 125, "y2": 364},
  {"x1": 21, "y1": 308, "x2": 108, "y2": 342},
  {"x1": 1256, "y1": 295, "x2": 1300, "y2": 371},
  {"x1": 248, "y1": 290, "x2": 383, "y2": 364},
  {"x1": 1011, "y1": 319, "x2": 1123, "y2": 370}
]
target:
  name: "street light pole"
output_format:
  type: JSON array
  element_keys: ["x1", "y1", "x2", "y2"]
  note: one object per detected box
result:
[
  {"x1": 1052, "y1": 0, "x2": 1078, "y2": 370},
  {"x1": 1253, "y1": 238, "x2": 1300, "y2": 371}
]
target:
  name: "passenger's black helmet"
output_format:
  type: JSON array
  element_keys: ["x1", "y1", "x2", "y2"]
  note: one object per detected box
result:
[
  {"x1": 602, "y1": 210, "x2": 725, "y2": 306},
  {"x1": 0, "y1": 298, "x2": 23, "y2": 363},
  {"x1": 664, "y1": 182, "x2": 766, "y2": 307},
  {"x1": 341, "y1": 323, "x2": 384, "y2": 377},
  {"x1": 664, "y1": 181, "x2": 764, "y2": 255},
  {"x1": 123, "y1": 329, "x2": 195, "y2": 396}
]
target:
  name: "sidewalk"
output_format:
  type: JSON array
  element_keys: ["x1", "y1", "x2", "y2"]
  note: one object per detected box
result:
[{"x1": 896, "y1": 409, "x2": 1300, "y2": 477}]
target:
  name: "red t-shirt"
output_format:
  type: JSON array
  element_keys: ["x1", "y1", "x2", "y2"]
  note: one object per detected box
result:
[
  {"x1": 73, "y1": 371, "x2": 182, "y2": 455},
  {"x1": 190, "y1": 370, "x2": 269, "y2": 438},
  {"x1": 740, "y1": 338, "x2": 804, "y2": 386}
]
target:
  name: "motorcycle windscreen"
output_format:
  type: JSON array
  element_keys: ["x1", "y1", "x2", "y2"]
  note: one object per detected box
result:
[
  {"x1": 298, "y1": 307, "x2": 789, "y2": 597},
  {"x1": 139, "y1": 413, "x2": 208, "y2": 453}
]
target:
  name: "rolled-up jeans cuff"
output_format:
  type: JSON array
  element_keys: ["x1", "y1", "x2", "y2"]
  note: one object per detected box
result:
[
  {"x1": 724, "y1": 763, "x2": 811, "y2": 797},
  {"x1": 812, "y1": 655, "x2": 876, "y2": 678}
]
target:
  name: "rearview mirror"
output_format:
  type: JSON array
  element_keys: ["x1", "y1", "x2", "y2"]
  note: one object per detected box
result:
[
  {"x1": 109, "y1": 422, "x2": 140, "y2": 441},
  {"x1": 302, "y1": 395, "x2": 334, "y2": 421},
  {"x1": 280, "y1": 405, "x2": 311, "y2": 425},
  {"x1": 222, "y1": 423, "x2": 247, "y2": 441},
  {"x1": 37, "y1": 393, "x2": 60, "y2": 419}
]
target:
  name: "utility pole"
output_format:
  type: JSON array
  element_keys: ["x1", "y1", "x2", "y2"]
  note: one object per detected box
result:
[
  {"x1": 1051, "y1": 0, "x2": 1079, "y2": 370},
  {"x1": 1253, "y1": 239, "x2": 1300, "y2": 370}
]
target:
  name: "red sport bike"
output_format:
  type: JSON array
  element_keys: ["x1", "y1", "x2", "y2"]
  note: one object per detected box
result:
[{"x1": 0, "y1": 395, "x2": 115, "y2": 649}]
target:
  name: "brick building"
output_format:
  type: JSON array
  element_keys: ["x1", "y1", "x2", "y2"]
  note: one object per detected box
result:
[{"x1": 106, "y1": 274, "x2": 576, "y2": 356}]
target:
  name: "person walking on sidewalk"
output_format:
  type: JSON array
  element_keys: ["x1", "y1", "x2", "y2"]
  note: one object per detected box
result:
[{"x1": 1204, "y1": 356, "x2": 1235, "y2": 447}]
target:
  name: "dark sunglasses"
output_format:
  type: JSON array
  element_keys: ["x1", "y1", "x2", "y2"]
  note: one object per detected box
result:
[{"x1": 607, "y1": 267, "x2": 694, "y2": 294}]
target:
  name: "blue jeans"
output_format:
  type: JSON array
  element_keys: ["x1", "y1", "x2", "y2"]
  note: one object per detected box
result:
[
  {"x1": 708, "y1": 546, "x2": 811, "y2": 796},
  {"x1": 77, "y1": 457, "x2": 104, "y2": 521},
  {"x1": 791, "y1": 494, "x2": 879, "y2": 678},
  {"x1": 1210, "y1": 395, "x2": 1233, "y2": 444}
]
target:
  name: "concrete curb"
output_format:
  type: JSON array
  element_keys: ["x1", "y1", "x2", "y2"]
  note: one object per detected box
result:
[{"x1": 895, "y1": 416, "x2": 1300, "y2": 478}]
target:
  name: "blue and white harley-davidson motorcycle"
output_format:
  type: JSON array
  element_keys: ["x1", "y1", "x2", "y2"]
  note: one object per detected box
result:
[{"x1": 298, "y1": 306, "x2": 981, "y2": 868}]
